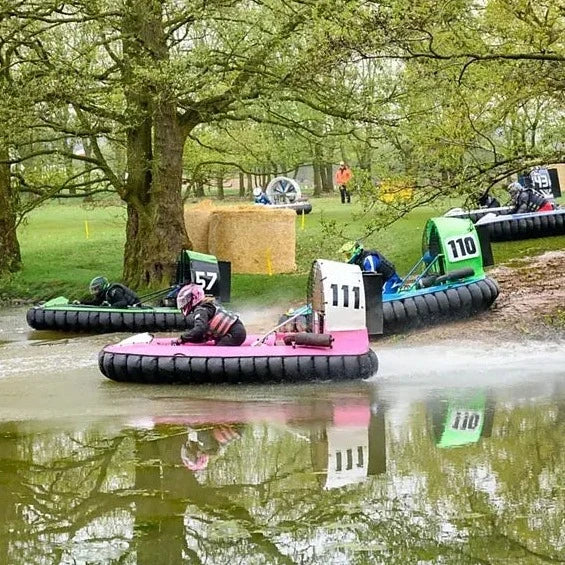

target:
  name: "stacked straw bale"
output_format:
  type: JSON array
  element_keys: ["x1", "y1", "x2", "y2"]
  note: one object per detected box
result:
[
  {"x1": 208, "y1": 205, "x2": 296, "y2": 274},
  {"x1": 183, "y1": 199, "x2": 215, "y2": 254}
]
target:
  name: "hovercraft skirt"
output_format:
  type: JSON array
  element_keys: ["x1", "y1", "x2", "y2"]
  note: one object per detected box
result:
[
  {"x1": 481, "y1": 211, "x2": 565, "y2": 241},
  {"x1": 98, "y1": 348, "x2": 379, "y2": 384},
  {"x1": 26, "y1": 307, "x2": 190, "y2": 333},
  {"x1": 382, "y1": 277, "x2": 499, "y2": 335}
]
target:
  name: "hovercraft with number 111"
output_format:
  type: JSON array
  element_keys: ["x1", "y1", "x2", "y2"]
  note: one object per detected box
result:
[{"x1": 98, "y1": 259, "x2": 379, "y2": 384}]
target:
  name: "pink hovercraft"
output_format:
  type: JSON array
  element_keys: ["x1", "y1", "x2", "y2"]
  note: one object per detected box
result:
[{"x1": 98, "y1": 260, "x2": 379, "y2": 384}]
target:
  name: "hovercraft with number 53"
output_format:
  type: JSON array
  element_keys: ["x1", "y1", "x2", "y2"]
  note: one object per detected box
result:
[{"x1": 98, "y1": 260, "x2": 379, "y2": 384}]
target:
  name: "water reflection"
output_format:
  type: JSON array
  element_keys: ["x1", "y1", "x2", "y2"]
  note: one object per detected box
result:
[
  {"x1": 0, "y1": 381, "x2": 563, "y2": 564},
  {"x1": 428, "y1": 390, "x2": 495, "y2": 448}
]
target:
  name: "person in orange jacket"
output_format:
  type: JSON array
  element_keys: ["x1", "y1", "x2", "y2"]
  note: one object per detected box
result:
[{"x1": 335, "y1": 161, "x2": 352, "y2": 204}]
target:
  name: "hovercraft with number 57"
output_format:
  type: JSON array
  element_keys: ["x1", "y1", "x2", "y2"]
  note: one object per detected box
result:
[
  {"x1": 98, "y1": 259, "x2": 379, "y2": 384},
  {"x1": 26, "y1": 250, "x2": 231, "y2": 333}
]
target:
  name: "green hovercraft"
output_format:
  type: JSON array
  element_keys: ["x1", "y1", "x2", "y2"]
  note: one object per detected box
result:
[
  {"x1": 26, "y1": 251, "x2": 231, "y2": 334},
  {"x1": 280, "y1": 217, "x2": 499, "y2": 336}
]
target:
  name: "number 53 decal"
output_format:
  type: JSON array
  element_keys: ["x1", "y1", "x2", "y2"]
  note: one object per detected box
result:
[{"x1": 194, "y1": 271, "x2": 218, "y2": 291}]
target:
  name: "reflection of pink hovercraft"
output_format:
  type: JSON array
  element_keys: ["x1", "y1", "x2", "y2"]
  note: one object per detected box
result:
[{"x1": 98, "y1": 260, "x2": 379, "y2": 384}]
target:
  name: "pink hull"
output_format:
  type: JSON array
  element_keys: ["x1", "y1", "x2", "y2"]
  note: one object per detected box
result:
[
  {"x1": 104, "y1": 330, "x2": 371, "y2": 358},
  {"x1": 99, "y1": 330, "x2": 378, "y2": 383}
]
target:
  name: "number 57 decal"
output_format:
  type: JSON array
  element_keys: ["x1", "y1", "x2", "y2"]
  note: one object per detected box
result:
[{"x1": 194, "y1": 271, "x2": 218, "y2": 291}]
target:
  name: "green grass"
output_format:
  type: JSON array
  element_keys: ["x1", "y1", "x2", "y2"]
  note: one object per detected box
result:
[
  {"x1": 1, "y1": 196, "x2": 564, "y2": 307},
  {"x1": 1, "y1": 202, "x2": 126, "y2": 302}
]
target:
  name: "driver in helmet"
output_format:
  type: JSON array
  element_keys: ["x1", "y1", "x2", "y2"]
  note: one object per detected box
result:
[
  {"x1": 477, "y1": 192, "x2": 501, "y2": 209},
  {"x1": 253, "y1": 186, "x2": 271, "y2": 205},
  {"x1": 507, "y1": 181, "x2": 553, "y2": 214},
  {"x1": 175, "y1": 283, "x2": 246, "y2": 346},
  {"x1": 78, "y1": 276, "x2": 140, "y2": 307},
  {"x1": 181, "y1": 424, "x2": 243, "y2": 472},
  {"x1": 339, "y1": 241, "x2": 403, "y2": 294}
]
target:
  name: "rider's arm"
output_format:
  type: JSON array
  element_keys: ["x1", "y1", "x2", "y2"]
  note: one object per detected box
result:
[{"x1": 180, "y1": 306, "x2": 212, "y2": 343}]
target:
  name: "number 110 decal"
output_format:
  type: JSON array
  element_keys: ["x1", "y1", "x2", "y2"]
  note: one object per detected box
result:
[
  {"x1": 330, "y1": 283, "x2": 361, "y2": 309},
  {"x1": 445, "y1": 233, "x2": 479, "y2": 262}
]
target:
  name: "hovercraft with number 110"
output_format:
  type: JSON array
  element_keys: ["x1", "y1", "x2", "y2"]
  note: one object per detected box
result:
[
  {"x1": 278, "y1": 217, "x2": 499, "y2": 336},
  {"x1": 379, "y1": 217, "x2": 499, "y2": 334}
]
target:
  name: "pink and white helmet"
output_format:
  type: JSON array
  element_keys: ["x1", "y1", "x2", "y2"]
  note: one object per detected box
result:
[
  {"x1": 180, "y1": 444, "x2": 210, "y2": 471},
  {"x1": 176, "y1": 283, "x2": 205, "y2": 315}
]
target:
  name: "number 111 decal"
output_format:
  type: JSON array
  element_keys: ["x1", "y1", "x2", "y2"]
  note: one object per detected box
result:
[{"x1": 330, "y1": 283, "x2": 361, "y2": 309}]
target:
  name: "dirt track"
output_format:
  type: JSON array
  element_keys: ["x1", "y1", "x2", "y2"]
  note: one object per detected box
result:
[{"x1": 386, "y1": 250, "x2": 565, "y2": 344}]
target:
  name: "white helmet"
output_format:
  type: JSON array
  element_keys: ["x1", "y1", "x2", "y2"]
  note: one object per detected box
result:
[
  {"x1": 507, "y1": 182, "x2": 522, "y2": 195},
  {"x1": 253, "y1": 187, "x2": 262, "y2": 197}
]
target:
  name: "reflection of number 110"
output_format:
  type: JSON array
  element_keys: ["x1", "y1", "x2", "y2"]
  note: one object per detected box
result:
[{"x1": 330, "y1": 283, "x2": 361, "y2": 308}]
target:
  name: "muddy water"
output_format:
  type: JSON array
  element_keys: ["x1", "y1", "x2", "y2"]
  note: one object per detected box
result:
[{"x1": 0, "y1": 307, "x2": 564, "y2": 564}]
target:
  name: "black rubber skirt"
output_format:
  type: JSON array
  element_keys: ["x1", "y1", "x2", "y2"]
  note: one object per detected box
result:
[
  {"x1": 480, "y1": 210, "x2": 565, "y2": 242},
  {"x1": 293, "y1": 202, "x2": 313, "y2": 215},
  {"x1": 98, "y1": 348, "x2": 379, "y2": 384},
  {"x1": 382, "y1": 277, "x2": 499, "y2": 335},
  {"x1": 26, "y1": 307, "x2": 190, "y2": 333}
]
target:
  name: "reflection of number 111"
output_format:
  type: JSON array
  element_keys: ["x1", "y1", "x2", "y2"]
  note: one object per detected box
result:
[{"x1": 331, "y1": 284, "x2": 361, "y2": 308}]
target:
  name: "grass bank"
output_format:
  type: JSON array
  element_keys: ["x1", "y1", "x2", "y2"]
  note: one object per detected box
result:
[{"x1": 1, "y1": 197, "x2": 564, "y2": 307}]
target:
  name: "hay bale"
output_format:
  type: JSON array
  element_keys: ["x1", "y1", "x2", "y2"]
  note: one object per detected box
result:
[
  {"x1": 209, "y1": 206, "x2": 296, "y2": 274},
  {"x1": 184, "y1": 200, "x2": 216, "y2": 253}
]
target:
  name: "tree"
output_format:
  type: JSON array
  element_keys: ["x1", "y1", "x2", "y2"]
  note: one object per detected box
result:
[{"x1": 6, "y1": 0, "x2": 330, "y2": 287}]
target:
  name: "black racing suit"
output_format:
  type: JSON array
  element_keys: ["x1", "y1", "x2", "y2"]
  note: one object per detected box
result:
[
  {"x1": 81, "y1": 283, "x2": 140, "y2": 308},
  {"x1": 510, "y1": 188, "x2": 550, "y2": 214},
  {"x1": 478, "y1": 194, "x2": 501, "y2": 208},
  {"x1": 179, "y1": 301, "x2": 246, "y2": 346}
]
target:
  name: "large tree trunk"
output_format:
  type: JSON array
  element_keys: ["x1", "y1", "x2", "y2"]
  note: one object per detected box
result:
[
  {"x1": 323, "y1": 163, "x2": 334, "y2": 193},
  {"x1": 121, "y1": 0, "x2": 190, "y2": 289},
  {"x1": 0, "y1": 146, "x2": 21, "y2": 275},
  {"x1": 122, "y1": 101, "x2": 189, "y2": 288},
  {"x1": 239, "y1": 172, "x2": 245, "y2": 197},
  {"x1": 216, "y1": 175, "x2": 224, "y2": 200}
]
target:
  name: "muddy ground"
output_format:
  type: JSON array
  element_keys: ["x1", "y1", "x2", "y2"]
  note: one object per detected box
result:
[{"x1": 388, "y1": 250, "x2": 565, "y2": 344}]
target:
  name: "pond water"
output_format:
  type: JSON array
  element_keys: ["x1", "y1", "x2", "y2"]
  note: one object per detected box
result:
[{"x1": 0, "y1": 308, "x2": 563, "y2": 564}]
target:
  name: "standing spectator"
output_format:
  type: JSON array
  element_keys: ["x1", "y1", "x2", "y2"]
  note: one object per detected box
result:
[{"x1": 335, "y1": 162, "x2": 352, "y2": 204}]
